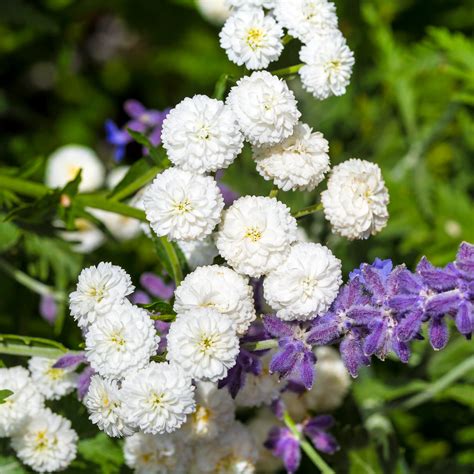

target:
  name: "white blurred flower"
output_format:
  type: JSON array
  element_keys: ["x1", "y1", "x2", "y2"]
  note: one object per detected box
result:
[
  {"x1": 174, "y1": 265, "x2": 256, "y2": 335},
  {"x1": 84, "y1": 375, "x2": 135, "y2": 438},
  {"x1": 177, "y1": 236, "x2": 219, "y2": 270},
  {"x1": 264, "y1": 242, "x2": 342, "y2": 320},
  {"x1": 235, "y1": 351, "x2": 281, "y2": 407},
  {"x1": 11, "y1": 408, "x2": 77, "y2": 473},
  {"x1": 28, "y1": 357, "x2": 77, "y2": 401},
  {"x1": 253, "y1": 122, "x2": 330, "y2": 191},
  {"x1": 274, "y1": 0, "x2": 338, "y2": 44},
  {"x1": 85, "y1": 302, "x2": 159, "y2": 379},
  {"x1": 198, "y1": 0, "x2": 231, "y2": 25},
  {"x1": 299, "y1": 31, "x2": 355, "y2": 100},
  {"x1": 162, "y1": 95, "x2": 243, "y2": 174},
  {"x1": 106, "y1": 165, "x2": 129, "y2": 189},
  {"x1": 216, "y1": 196, "x2": 297, "y2": 277},
  {"x1": 227, "y1": 71, "x2": 300, "y2": 145},
  {"x1": 45, "y1": 144, "x2": 105, "y2": 192},
  {"x1": 227, "y1": 0, "x2": 275, "y2": 8},
  {"x1": 69, "y1": 262, "x2": 134, "y2": 328},
  {"x1": 143, "y1": 168, "x2": 224, "y2": 241},
  {"x1": 60, "y1": 218, "x2": 104, "y2": 254},
  {"x1": 91, "y1": 208, "x2": 142, "y2": 242},
  {"x1": 166, "y1": 308, "x2": 239, "y2": 382},
  {"x1": 195, "y1": 421, "x2": 258, "y2": 473},
  {"x1": 0, "y1": 366, "x2": 44, "y2": 437},
  {"x1": 124, "y1": 432, "x2": 190, "y2": 474},
  {"x1": 183, "y1": 381, "x2": 235, "y2": 441},
  {"x1": 220, "y1": 8, "x2": 283, "y2": 70},
  {"x1": 321, "y1": 158, "x2": 389, "y2": 239},
  {"x1": 121, "y1": 362, "x2": 195, "y2": 434}
]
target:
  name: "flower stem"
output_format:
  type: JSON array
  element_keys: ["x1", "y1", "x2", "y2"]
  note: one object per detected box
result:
[
  {"x1": 0, "y1": 258, "x2": 65, "y2": 301},
  {"x1": 282, "y1": 34, "x2": 294, "y2": 45},
  {"x1": 396, "y1": 355, "x2": 474, "y2": 410},
  {"x1": 150, "y1": 313, "x2": 176, "y2": 322},
  {"x1": 292, "y1": 202, "x2": 323, "y2": 219},
  {"x1": 243, "y1": 339, "x2": 279, "y2": 351},
  {"x1": 0, "y1": 334, "x2": 80, "y2": 359},
  {"x1": 269, "y1": 186, "x2": 279, "y2": 198},
  {"x1": 271, "y1": 64, "x2": 303, "y2": 77},
  {"x1": 283, "y1": 411, "x2": 336, "y2": 474}
]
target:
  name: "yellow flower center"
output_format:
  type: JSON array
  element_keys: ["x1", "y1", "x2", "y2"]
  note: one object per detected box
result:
[
  {"x1": 34, "y1": 431, "x2": 49, "y2": 451},
  {"x1": 66, "y1": 164, "x2": 81, "y2": 181},
  {"x1": 46, "y1": 367, "x2": 64, "y2": 381},
  {"x1": 173, "y1": 198, "x2": 192, "y2": 215},
  {"x1": 244, "y1": 226, "x2": 262, "y2": 242},
  {"x1": 246, "y1": 28, "x2": 265, "y2": 50},
  {"x1": 199, "y1": 335, "x2": 215, "y2": 353},
  {"x1": 110, "y1": 332, "x2": 125, "y2": 347}
]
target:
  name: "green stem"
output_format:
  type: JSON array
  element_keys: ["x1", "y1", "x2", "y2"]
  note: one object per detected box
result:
[
  {"x1": 0, "y1": 334, "x2": 81, "y2": 359},
  {"x1": 283, "y1": 411, "x2": 336, "y2": 474},
  {"x1": 150, "y1": 313, "x2": 176, "y2": 322},
  {"x1": 244, "y1": 339, "x2": 278, "y2": 351},
  {"x1": 0, "y1": 258, "x2": 65, "y2": 301},
  {"x1": 396, "y1": 355, "x2": 474, "y2": 410},
  {"x1": 282, "y1": 34, "x2": 294, "y2": 45},
  {"x1": 0, "y1": 174, "x2": 49, "y2": 198},
  {"x1": 110, "y1": 166, "x2": 160, "y2": 202},
  {"x1": 269, "y1": 186, "x2": 279, "y2": 198},
  {"x1": 292, "y1": 203, "x2": 323, "y2": 219},
  {"x1": 77, "y1": 194, "x2": 146, "y2": 221},
  {"x1": 159, "y1": 237, "x2": 183, "y2": 285},
  {"x1": 271, "y1": 64, "x2": 303, "y2": 76}
]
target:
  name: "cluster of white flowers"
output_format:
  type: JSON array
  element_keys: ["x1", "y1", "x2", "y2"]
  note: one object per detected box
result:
[{"x1": 0, "y1": 365, "x2": 79, "y2": 472}]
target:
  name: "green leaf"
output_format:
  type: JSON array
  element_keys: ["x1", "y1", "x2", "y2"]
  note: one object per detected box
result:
[
  {"x1": 142, "y1": 300, "x2": 175, "y2": 315},
  {"x1": 0, "y1": 455, "x2": 27, "y2": 473},
  {"x1": 0, "y1": 218, "x2": 20, "y2": 253},
  {"x1": 0, "y1": 389, "x2": 13, "y2": 404},
  {"x1": 108, "y1": 157, "x2": 160, "y2": 201},
  {"x1": 16, "y1": 156, "x2": 45, "y2": 179},
  {"x1": 436, "y1": 384, "x2": 474, "y2": 408},
  {"x1": 152, "y1": 235, "x2": 183, "y2": 285},
  {"x1": 126, "y1": 129, "x2": 169, "y2": 166},
  {"x1": 78, "y1": 433, "x2": 123, "y2": 474}
]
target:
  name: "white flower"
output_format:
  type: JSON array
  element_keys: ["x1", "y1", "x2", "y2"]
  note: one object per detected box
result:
[
  {"x1": 253, "y1": 122, "x2": 330, "y2": 191},
  {"x1": 143, "y1": 168, "x2": 224, "y2": 241},
  {"x1": 45, "y1": 144, "x2": 105, "y2": 192},
  {"x1": 28, "y1": 357, "x2": 77, "y2": 401},
  {"x1": 299, "y1": 31, "x2": 355, "y2": 100},
  {"x1": 198, "y1": 0, "x2": 231, "y2": 25},
  {"x1": 0, "y1": 366, "x2": 44, "y2": 437},
  {"x1": 85, "y1": 302, "x2": 159, "y2": 379},
  {"x1": 107, "y1": 165, "x2": 129, "y2": 189},
  {"x1": 321, "y1": 158, "x2": 389, "y2": 239},
  {"x1": 69, "y1": 262, "x2": 134, "y2": 329},
  {"x1": 60, "y1": 218, "x2": 104, "y2": 254},
  {"x1": 220, "y1": 9, "x2": 283, "y2": 70},
  {"x1": 124, "y1": 432, "x2": 190, "y2": 474},
  {"x1": 166, "y1": 308, "x2": 239, "y2": 382},
  {"x1": 84, "y1": 375, "x2": 135, "y2": 438},
  {"x1": 264, "y1": 242, "x2": 342, "y2": 320},
  {"x1": 91, "y1": 208, "x2": 141, "y2": 241},
  {"x1": 226, "y1": 71, "x2": 300, "y2": 145},
  {"x1": 195, "y1": 421, "x2": 258, "y2": 473},
  {"x1": 235, "y1": 352, "x2": 281, "y2": 407},
  {"x1": 161, "y1": 95, "x2": 244, "y2": 174},
  {"x1": 274, "y1": 0, "x2": 338, "y2": 44},
  {"x1": 121, "y1": 362, "x2": 195, "y2": 434},
  {"x1": 11, "y1": 408, "x2": 77, "y2": 473},
  {"x1": 183, "y1": 381, "x2": 235, "y2": 441},
  {"x1": 247, "y1": 409, "x2": 283, "y2": 473},
  {"x1": 216, "y1": 196, "x2": 297, "y2": 277},
  {"x1": 174, "y1": 265, "x2": 256, "y2": 335},
  {"x1": 177, "y1": 236, "x2": 219, "y2": 270},
  {"x1": 305, "y1": 347, "x2": 351, "y2": 411},
  {"x1": 227, "y1": 0, "x2": 275, "y2": 8}
]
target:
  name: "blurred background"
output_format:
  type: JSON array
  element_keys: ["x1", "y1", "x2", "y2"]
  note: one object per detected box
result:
[{"x1": 0, "y1": 0, "x2": 473, "y2": 472}]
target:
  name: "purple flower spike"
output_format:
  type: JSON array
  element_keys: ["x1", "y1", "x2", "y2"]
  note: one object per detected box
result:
[
  {"x1": 455, "y1": 242, "x2": 474, "y2": 277},
  {"x1": 77, "y1": 366, "x2": 94, "y2": 400},
  {"x1": 53, "y1": 353, "x2": 86, "y2": 369},
  {"x1": 104, "y1": 119, "x2": 131, "y2": 162},
  {"x1": 429, "y1": 316, "x2": 449, "y2": 350},
  {"x1": 39, "y1": 295, "x2": 57, "y2": 325},
  {"x1": 303, "y1": 415, "x2": 339, "y2": 455},
  {"x1": 140, "y1": 273, "x2": 175, "y2": 300},
  {"x1": 130, "y1": 290, "x2": 152, "y2": 305},
  {"x1": 265, "y1": 427, "x2": 301, "y2": 474}
]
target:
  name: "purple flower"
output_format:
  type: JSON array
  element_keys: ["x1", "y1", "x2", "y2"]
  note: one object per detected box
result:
[
  {"x1": 53, "y1": 353, "x2": 86, "y2": 369},
  {"x1": 39, "y1": 295, "x2": 57, "y2": 325},
  {"x1": 105, "y1": 100, "x2": 168, "y2": 161},
  {"x1": 350, "y1": 258, "x2": 393, "y2": 284},
  {"x1": 130, "y1": 290, "x2": 151, "y2": 305},
  {"x1": 265, "y1": 427, "x2": 301, "y2": 473},
  {"x1": 263, "y1": 315, "x2": 316, "y2": 389},
  {"x1": 77, "y1": 366, "x2": 94, "y2": 400},
  {"x1": 218, "y1": 347, "x2": 262, "y2": 398},
  {"x1": 265, "y1": 415, "x2": 338, "y2": 473},
  {"x1": 140, "y1": 273, "x2": 175, "y2": 300}
]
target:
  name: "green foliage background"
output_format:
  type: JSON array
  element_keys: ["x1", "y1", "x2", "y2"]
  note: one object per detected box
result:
[{"x1": 0, "y1": 0, "x2": 473, "y2": 472}]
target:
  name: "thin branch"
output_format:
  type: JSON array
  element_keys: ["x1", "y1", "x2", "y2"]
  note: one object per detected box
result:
[{"x1": 292, "y1": 203, "x2": 323, "y2": 219}]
